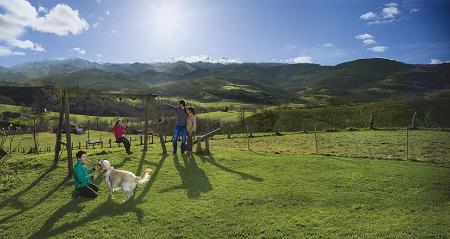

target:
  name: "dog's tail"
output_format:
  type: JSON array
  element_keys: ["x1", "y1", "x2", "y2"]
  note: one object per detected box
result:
[{"x1": 136, "y1": 169, "x2": 152, "y2": 184}]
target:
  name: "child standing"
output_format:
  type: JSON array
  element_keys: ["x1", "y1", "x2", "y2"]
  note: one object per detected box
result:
[{"x1": 186, "y1": 106, "x2": 197, "y2": 155}]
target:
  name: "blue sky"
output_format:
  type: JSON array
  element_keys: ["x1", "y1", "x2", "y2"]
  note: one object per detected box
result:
[{"x1": 0, "y1": 0, "x2": 449, "y2": 67}]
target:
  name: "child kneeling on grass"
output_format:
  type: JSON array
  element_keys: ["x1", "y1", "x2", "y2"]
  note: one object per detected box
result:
[{"x1": 72, "y1": 150, "x2": 100, "y2": 198}]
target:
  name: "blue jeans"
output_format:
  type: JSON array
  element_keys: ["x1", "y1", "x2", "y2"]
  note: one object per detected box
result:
[{"x1": 173, "y1": 125, "x2": 186, "y2": 154}]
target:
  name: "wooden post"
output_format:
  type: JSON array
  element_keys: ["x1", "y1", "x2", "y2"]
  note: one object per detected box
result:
[
  {"x1": 333, "y1": 115, "x2": 337, "y2": 131},
  {"x1": 406, "y1": 127, "x2": 409, "y2": 161},
  {"x1": 64, "y1": 92, "x2": 73, "y2": 175},
  {"x1": 53, "y1": 91, "x2": 65, "y2": 167},
  {"x1": 109, "y1": 139, "x2": 112, "y2": 148},
  {"x1": 411, "y1": 112, "x2": 417, "y2": 129},
  {"x1": 143, "y1": 96, "x2": 149, "y2": 151},
  {"x1": 140, "y1": 135, "x2": 143, "y2": 145},
  {"x1": 205, "y1": 139, "x2": 210, "y2": 154},
  {"x1": 314, "y1": 124, "x2": 318, "y2": 154},
  {"x1": 369, "y1": 114, "x2": 374, "y2": 130},
  {"x1": 151, "y1": 133, "x2": 154, "y2": 144},
  {"x1": 85, "y1": 141, "x2": 88, "y2": 149},
  {"x1": 78, "y1": 142, "x2": 81, "y2": 149},
  {"x1": 196, "y1": 137, "x2": 202, "y2": 154},
  {"x1": 247, "y1": 125, "x2": 250, "y2": 151}
]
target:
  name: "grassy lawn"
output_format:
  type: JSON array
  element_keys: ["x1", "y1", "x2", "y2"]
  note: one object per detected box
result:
[
  {"x1": 0, "y1": 103, "x2": 117, "y2": 126},
  {"x1": 0, "y1": 134, "x2": 449, "y2": 238},
  {"x1": 197, "y1": 110, "x2": 253, "y2": 122}
]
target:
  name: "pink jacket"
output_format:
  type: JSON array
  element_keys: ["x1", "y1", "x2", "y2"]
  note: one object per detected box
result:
[{"x1": 112, "y1": 124, "x2": 127, "y2": 139}]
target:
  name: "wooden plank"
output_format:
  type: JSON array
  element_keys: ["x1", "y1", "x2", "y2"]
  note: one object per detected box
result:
[
  {"x1": 64, "y1": 93, "x2": 73, "y2": 175},
  {"x1": 143, "y1": 96, "x2": 149, "y2": 151},
  {"x1": 53, "y1": 91, "x2": 65, "y2": 167}
]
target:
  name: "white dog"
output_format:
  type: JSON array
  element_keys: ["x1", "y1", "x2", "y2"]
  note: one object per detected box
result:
[{"x1": 99, "y1": 159, "x2": 151, "y2": 200}]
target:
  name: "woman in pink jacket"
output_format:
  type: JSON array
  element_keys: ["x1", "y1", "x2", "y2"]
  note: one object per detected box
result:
[{"x1": 112, "y1": 119, "x2": 132, "y2": 154}]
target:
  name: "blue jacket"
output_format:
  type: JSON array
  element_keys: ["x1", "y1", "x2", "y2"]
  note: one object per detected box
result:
[{"x1": 73, "y1": 160, "x2": 95, "y2": 189}]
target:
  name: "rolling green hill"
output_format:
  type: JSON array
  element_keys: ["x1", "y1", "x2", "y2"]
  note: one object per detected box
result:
[{"x1": 1, "y1": 58, "x2": 449, "y2": 105}]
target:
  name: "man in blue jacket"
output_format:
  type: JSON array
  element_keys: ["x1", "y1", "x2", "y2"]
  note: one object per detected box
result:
[
  {"x1": 162, "y1": 99, "x2": 187, "y2": 155},
  {"x1": 73, "y1": 150, "x2": 100, "y2": 198}
]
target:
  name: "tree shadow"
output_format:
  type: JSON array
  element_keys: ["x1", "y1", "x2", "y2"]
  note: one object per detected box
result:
[
  {"x1": 29, "y1": 198, "x2": 144, "y2": 239},
  {"x1": 0, "y1": 166, "x2": 55, "y2": 210},
  {"x1": 198, "y1": 154, "x2": 264, "y2": 182},
  {"x1": 159, "y1": 154, "x2": 212, "y2": 199},
  {"x1": 136, "y1": 149, "x2": 159, "y2": 176},
  {"x1": 135, "y1": 154, "x2": 168, "y2": 202},
  {"x1": 0, "y1": 175, "x2": 71, "y2": 224}
]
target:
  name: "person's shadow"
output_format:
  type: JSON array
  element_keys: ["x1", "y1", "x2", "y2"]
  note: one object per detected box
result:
[
  {"x1": 159, "y1": 154, "x2": 212, "y2": 199},
  {"x1": 29, "y1": 198, "x2": 144, "y2": 239},
  {"x1": 199, "y1": 154, "x2": 264, "y2": 182}
]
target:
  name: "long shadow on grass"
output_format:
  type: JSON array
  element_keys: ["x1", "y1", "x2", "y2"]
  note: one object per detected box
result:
[
  {"x1": 199, "y1": 155, "x2": 264, "y2": 182},
  {"x1": 0, "y1": 166, "x2": 55, "y2": 210},
  {"x1": 135, "y1": 154, "x2": 168, "y2": 202},
  {"x1": 0, "y1": 175, "x2": 71, "y2": 224},
  {"x1": 29, "y1": 198, "x2": 144, "y2": 239},
  {"x1": 159, "y1": 154, "x2": 212, "y2": 199},
  {"x1": 28, "y1": 154, "x2": 168, "y2": 238}
]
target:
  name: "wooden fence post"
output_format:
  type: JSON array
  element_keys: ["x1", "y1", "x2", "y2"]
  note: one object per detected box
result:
[
  {"x1": 314, "y1": 124, "x2": 318, "y2": 154},
  {"x1": 406, "y1": 127, "x2": 409, "y2": 161},
  {"x1": 109, "y1": 139, "x2": 112, "y2": 148}
]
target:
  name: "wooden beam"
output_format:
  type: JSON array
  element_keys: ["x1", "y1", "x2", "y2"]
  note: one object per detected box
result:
[
  {"x1": 53, "y1": 90, "x2": 65, "y2": 168},
  {"x1": 64, "y1": 93, "x2": 74, "y2": 175},
  {"x1": 143, "y1": 96, "x2": 149, "y2": 151}
]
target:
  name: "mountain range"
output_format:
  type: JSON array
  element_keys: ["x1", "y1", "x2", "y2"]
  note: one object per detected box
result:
[{"x1": 0, "y1": 58, "x2": 449, "y2": 105}]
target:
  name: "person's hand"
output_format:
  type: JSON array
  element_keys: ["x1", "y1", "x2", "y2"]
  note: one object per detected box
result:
[
  {"x1": 92, "y1": 175, "x2": 98, "y2": 180},
  {"x1": 94, "y1": 164, "x2": 100, "y2": 171}
]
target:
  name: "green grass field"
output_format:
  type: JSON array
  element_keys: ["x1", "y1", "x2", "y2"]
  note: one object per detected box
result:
[
  {"x1": 0, "y1": 104, "x2": 117, "y2": 126},
  {"x1": 0, "y1": 131, "x2": 449, "y2": 238},
  {"x1": 197, "y1": 110, "x2": 253, "y2": 122}
]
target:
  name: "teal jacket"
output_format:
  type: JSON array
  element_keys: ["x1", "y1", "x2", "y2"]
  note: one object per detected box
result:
[{"x1": 73, "y1": 160, "x2": 95, "y2": 189}]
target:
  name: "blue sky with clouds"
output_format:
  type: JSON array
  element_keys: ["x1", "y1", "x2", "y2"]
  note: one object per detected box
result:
[{"x1": 0, "y1": 0, "x2": 449, "y2": 66}]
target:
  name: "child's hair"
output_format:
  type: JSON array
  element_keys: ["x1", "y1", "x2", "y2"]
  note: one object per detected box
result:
[
  {"x1": 115, "y1": 119, "x2": 122, "y2": 126},
  {"x1": 76, "y1": 150, "x2": 87, "y2": 159},
  {"x1": 187, "y1": 106, "x2": 195, "y2": 115},
  {"x1": 178, "y1": 99, "x2": 186, "y2": 107}
]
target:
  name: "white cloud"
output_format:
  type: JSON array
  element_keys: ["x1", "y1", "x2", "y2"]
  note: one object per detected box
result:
[
  {"x1": 0, "y1": 0, "x2": 88, "y2": 57},
  {"x1": 367, "y1": 46, "x2": 387, "y2": 52},
  {"x1": 98, "y1": 16, "x2": 104, "y2": 21},
  {"x1": 360, "y1": 12, "x2": 377, "y2": 20},
  {"x1": 92, "y1": 22, "x2": 99, "y2": 28},
  {"x1": 355, "y1": 34, "x2": 374, "y2": 40},
  {"x1": 360, "y1": 2, "x2": 401, "y2": 25},
  {"x1": 363, "y1": 39, "x2": 377, "y2": 45},
  {"x1": 410, "y1": 8, "x2": 419, "y2": 14},
  {"x1": 105, "y1": 10, "x2": 110, "y2": 15},
  {"x1": 96, "y1": 54, "x2": 102, "y2": 58},
  {"x1": 323, "y1": 43, "x2": 334, "y2": 47},
  {"x1": 382, "y1": 5, "x2": 400, "y2": 18},
  {"x1": 430, "y1": 59, "x2": 442, "y2": 64},
  {"x1": 38, "y1": 6, "x2": 47, "y2": 13},
  {"x1": 5, "y1": 39, "x2": 45, "y2": 52},
  {"x1": 72, "y1": 47, "x2": 86, "y2": 54},
  {"x1": 386, "y1": 2, "x2": 399, "y2": 7},
  {"x1": 111, "y1": 30, "x2": 118, "y2": 35},
  {"x1": 292, "y1": 56, "x2": 313, "y2": 64},
  {"x1": 0, "y1": 46, "x2": 25, "y2": 56},
  {"x1": 33, "y1": 4, "x2": 89, "y2": 36}
]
